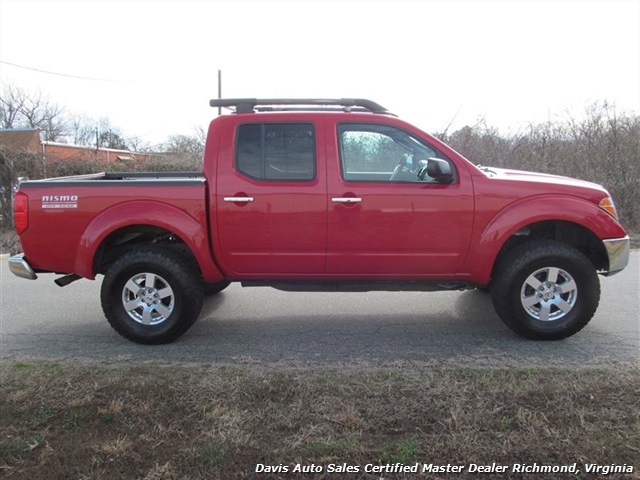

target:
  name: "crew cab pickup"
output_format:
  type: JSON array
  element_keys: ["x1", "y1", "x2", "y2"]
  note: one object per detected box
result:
[{"x1": 9, "y1": 98, "x2": 631, "y2": 344}]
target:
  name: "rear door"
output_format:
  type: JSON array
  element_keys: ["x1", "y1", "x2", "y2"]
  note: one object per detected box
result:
[
  {"x1": 326, "y1": 120, "x2": 474, "y2": 277},
  {"x1": 215, "y1": 117, "x2": 327, "y2": 276}
]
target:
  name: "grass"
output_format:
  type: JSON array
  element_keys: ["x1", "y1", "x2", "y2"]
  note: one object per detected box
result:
[{"x1": 1, "y1": 361, "x2": 638, "y2": 479}]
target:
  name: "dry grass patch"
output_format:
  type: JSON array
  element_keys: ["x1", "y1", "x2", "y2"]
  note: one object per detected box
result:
[
  {"x1": 0, "y1": 361, "x2": 638, "y2": 479},
  {"x1": 0, "y1": 231, "x2": 21, "y2": 255}
]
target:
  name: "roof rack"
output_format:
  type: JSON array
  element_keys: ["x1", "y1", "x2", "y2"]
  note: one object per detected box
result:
[{"x1": 209, "y1": 98, "x2": 393, "y2": 115}]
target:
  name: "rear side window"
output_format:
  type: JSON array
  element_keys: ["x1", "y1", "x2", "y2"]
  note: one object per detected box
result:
[{"x1": 236, "y1": 123, "x2": 315, "y2": 181}]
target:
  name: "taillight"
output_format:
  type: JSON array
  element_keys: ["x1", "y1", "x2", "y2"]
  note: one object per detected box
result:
[{"x1": 14, "y1": 192, "x2": 28, "y2": 235}]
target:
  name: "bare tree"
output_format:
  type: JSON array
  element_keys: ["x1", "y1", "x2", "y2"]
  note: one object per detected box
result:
[
  {"x1": 441, "y1": 102, "x2": 640, "y2": 230},
  {"x1": 162, "y1": 132, "x2": 205, "y2": 166},
  {"x1": 194, "y1": 126, "x2": 207, "y2": 147},
  {"x1": 39, "y1": 102, "x2": 67, "y2": 141},
  {"x1": 127, "y1": 136, "x2": 151, "y2": 153},
  {"x1": 0, "y1": 82, "x2": 26, "y2": 128},
  {"x1": 67, "y1": 114, "x2": 132, "y2": 149},
  {"x1": 0, "y1": 82, "x2": 67, "y2": 141},
  {"x1": 68, "y1": 113, "x2": 98, "y2": 146}
]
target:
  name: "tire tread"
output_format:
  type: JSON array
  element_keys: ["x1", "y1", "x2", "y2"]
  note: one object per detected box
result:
[
  {"x1": 101, "y1": 248, "x2": 203, "y2": 344},
  {"x1": 491, "y1": 240, "x2": 600, "y2": 340}
]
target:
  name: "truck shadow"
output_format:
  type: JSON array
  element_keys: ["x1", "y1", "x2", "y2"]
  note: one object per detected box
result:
[{"x1": 190, "y1": 288, "x2": 525, "y2": 364}]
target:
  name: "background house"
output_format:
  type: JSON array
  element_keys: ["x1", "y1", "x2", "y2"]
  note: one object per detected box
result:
[
  {"x1": 0, "y1": 128, "x2": 41, "y2": 153},
  {"x1": 0, "y1": 128, "x2": 156, "y2": 165}
]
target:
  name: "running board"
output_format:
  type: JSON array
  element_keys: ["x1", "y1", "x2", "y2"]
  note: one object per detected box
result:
[{"x1": 241, "y1": 280, "x2": 472, "y2": 293}]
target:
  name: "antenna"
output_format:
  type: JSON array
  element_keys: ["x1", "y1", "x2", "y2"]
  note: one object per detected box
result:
[{"x1": 217, "y1": 70, "x2": 222, "y2": 116}]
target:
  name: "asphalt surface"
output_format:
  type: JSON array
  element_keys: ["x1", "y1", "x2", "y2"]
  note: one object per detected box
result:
[{"x1": 1, "y1": 253, "x2": 638, "y2": 367}]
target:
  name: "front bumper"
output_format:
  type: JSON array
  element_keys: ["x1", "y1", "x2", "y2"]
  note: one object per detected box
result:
[
  {"x1": 602, "y1": 236, "x2": 631, "y2": 276},
  {"x1": 8, "y1": 254, "x2": 37, "y2": 280}
]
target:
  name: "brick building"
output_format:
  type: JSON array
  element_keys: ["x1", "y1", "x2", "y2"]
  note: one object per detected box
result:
[
  {"x1": 0, "y1": 128, "x2": 41, "y2": 153},
  {"x1": 0, "y1": 128, "x2": 156, "y2": 165}
]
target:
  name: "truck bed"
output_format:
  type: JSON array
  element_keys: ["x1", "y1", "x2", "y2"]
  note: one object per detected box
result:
[
  {"x1": 26, "y1": 171, "x2": 204, "y2": 185},
  {"x1": 16, "y1": 171, "x2": 209, "y2": 278}
]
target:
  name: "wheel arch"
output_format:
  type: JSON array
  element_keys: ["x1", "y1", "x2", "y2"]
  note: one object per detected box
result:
[
  {"x1": 465, "y1": 195, "x2": 625, "y2": 285},
  {"x1": 491, "y1": 220, "x2": 609, "y2": 280},
  {"x1": 75, "y1": 200, "x2": 225, "y2": 283},
  {"x1": 92, "y1": 224, "x2": 193, "y2": 275}
]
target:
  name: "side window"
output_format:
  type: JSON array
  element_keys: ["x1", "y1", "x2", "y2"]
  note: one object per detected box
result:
[
  {"x1": 338, "y1": 123, "x2": 448, "y2": 183},
  {"x1": 236, "y1": 123, "x2": 315, "y2": 181}
]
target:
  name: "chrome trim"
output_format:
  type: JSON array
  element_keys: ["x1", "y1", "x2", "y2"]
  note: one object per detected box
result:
[
  {"x1": 223, "y1": 197, "x2": 254, "y2": 203},
  {"x1": 602, "y1": 236, "x2": 631, "y2": 276},
  {"x1": 8, "y1": 254, "x2": 38, "y2": 280},
  {"x1": 332, "y1": 197, "x2": 363, "y2": 203}
]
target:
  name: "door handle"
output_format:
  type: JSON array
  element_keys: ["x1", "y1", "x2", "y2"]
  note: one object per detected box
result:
[
  {"x1": 224, "y1": 196, "x2": 254, "y2": 203},
  {"x1": 332, "y1": 197, "x2": 362, "y2": 203}
]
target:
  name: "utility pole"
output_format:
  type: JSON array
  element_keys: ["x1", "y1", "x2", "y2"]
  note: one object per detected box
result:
[{"x1": 218, "y1": 70, "x2": 222, "y2": 116}]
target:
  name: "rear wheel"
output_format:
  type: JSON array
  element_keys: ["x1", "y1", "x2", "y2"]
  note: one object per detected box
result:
[
  {"x1": 101, "y1": 249, "x2": 203, "y2": 344},
  {"x1": 204, "y1": 280, "x2": 231, "y2": 295},
  {"x1": 491, "y1": 240, "x2": 600, "y2": 340}
]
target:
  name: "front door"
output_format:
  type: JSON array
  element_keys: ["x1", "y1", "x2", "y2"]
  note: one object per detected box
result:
[
  {"x1": 216, "y1": 119, "x2": 326, "y2": 276},
  {"x1": 326, "y1": 121, "x2": 474, "y2": 277}
]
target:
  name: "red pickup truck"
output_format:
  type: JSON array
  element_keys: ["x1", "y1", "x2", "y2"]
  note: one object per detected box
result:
[{"x1": 9, "y1": 98, "x2": 630, "y2": 344}]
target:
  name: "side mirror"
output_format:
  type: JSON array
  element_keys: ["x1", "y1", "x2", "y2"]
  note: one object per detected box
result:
[{"x1": 418, "y1": 158, "x2": 453, "y2": 183}]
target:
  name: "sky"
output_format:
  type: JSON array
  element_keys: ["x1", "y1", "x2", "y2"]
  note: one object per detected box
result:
[{"x1": 1, "y1": 0, "x2": 639, "y2": 147}]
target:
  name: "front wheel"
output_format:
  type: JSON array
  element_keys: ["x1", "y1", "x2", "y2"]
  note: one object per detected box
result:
[
  {"x1": 491, "y1": 240, "x2": 600, "y2": 340},
  {"x1": 101, "y1": 249, "x2": 204, "y2": 344}
]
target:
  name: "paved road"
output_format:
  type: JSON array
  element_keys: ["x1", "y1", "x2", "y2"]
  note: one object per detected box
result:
[{"x1": 1, "y1": 253, "x2": 638, "y2": 367}]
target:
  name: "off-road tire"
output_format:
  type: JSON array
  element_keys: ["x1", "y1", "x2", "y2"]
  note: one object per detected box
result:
[
  {"x1": 204, "y1": 280, "x2": 231, "y2": 295},
  {"x1": 491, "y1": 240, "x2": 600, "y2": 340},
  {"x1": 101, "y1": 249, "x2": 204, "y2": 344}
]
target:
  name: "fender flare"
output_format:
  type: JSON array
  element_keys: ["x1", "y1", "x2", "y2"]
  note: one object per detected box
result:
[
  {"x1": 464, "y1": 195, "x2": 626, "y2": 284},
  {"x1": 74, "y1": 200, "x2": 225, "y2": 283}
]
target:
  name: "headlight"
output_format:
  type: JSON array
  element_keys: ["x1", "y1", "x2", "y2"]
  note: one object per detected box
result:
[{"x1": 599, "y1": 196, "x2": 619, "y2": 220}]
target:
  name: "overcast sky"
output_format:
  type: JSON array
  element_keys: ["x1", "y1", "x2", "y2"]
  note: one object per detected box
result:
[{"x1": 1, "y1": 0, "x2": 639, "y2": 147}]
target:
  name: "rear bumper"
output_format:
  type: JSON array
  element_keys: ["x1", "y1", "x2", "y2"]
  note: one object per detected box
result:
[
  {"x1": 602, "y1": 236, "x2": 631, "y2": 276},
  {"x1": 8, "y1": 254, "x2": 37, "y2": 280}
]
